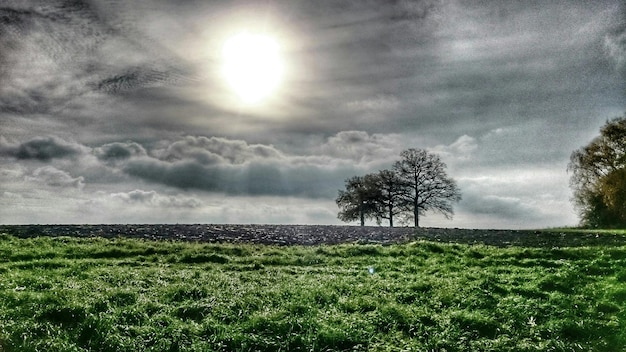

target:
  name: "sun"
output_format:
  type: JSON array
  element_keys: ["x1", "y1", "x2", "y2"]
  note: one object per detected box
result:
[{"x1": 221, "y1": 32, "x2": 284, "y2": 104}]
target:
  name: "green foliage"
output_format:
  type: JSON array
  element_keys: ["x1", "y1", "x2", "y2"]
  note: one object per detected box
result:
[
  {"x1": 0, "y1": 234, "x2": 625, "y2": 351},
  {"x1": 569, "y1": 115, "x2": 626, "y2": 228}
]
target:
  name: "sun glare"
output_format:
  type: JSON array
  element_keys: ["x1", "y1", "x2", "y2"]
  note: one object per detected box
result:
[{"x1": 221, "y1": 32, "x2": 283, "y2": 104}]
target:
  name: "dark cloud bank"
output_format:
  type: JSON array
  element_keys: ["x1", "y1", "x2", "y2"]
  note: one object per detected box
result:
[{"x1": 0, "y1": 133, "x2": 577, "y2": 227}]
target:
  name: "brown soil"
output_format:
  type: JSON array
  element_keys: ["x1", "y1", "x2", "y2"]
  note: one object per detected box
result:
[{"x1": 1, "y1": 224, "x2": 626, "y2": 247}]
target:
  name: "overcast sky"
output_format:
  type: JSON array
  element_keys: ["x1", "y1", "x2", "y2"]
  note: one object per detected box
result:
[{"x1": 1, "y1": 0, "x2": 624, "y2": 228}]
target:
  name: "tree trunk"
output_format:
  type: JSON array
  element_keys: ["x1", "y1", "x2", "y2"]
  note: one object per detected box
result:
[
  {"x1": 389, "y1": 204, "x2": 393, "y2": 228},
  {"x1": 360, "y1": 202, "x2": 365, "y2": 227},
  {"x1": 414, "y1": 177, "x2": 419, "y2": 228},
  {"x1": 414, "y1": 196, "x2": 419, "y2": 228},
  {"x1": 414, "y1": 206, "x2": 419, "y2": 228}
]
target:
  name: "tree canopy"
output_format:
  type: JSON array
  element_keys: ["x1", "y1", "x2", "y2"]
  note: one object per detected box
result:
[
  {"x1": 336, "y1": 149, "x2": 461, "y2": 227},
  {"x1": 336, "y1": 175, "x2": 380, "y2": 227},
  {"x1": 569, "y1": 115, "x2": 626, "y2": 228},
  {"x1": 394, "y1": 149, "x2": 462, "y2": 228}
]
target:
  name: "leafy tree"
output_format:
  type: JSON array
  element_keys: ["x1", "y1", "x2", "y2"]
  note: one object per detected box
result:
[
  {"x1": 393, "y1": 148, "x2": 462, "y2": 228},
  {"x1": 599, "y1": 169, "x2": 626, "y2": 224},
  {"x1": 336, "y1": 175, "x2": 379, "y2": 226},
  {"x1": 569, "y1": 116, "x2": 626, "y2": 228}
]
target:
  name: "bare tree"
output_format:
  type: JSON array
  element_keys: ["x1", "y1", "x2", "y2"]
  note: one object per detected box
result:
[
  {"x1": 336, "y1": 175, "x2": 379, "y2": 226},
  {"x1": 372, "y1": 169, "x2": 405, "y2": 227},
  {"x1": 393, "y1": 149, "x2": 461, "y2": 228}
]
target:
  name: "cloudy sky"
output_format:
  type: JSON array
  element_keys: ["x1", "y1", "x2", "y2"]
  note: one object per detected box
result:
[{"x1": 1, "y1": 0, "x2": 624, "y2": 228}]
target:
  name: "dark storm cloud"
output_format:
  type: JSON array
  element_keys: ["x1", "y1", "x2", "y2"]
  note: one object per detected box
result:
[
  {"x1": 123, "y1": 158, "x2": 219, "y2": 191},
  {"x1": 0, "y1": 136, "x2": 86, "y2": 161},
  {"x1": 120, "y1": 137, "x2": 358, "y2": 198},
  {"x1": 94, "y1": 142, "x2": 147, "y2": 162},
  {"x1": 105, "y1": 133, "x2": 402, "y2": 198},
  {"x1": 0, "y1": 134, "x2": 379, "y2": 199}
]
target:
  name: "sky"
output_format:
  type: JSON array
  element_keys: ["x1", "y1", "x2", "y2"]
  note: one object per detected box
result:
[{"x1": 0, "y1": 0, "x2": 624, "y2": 228}]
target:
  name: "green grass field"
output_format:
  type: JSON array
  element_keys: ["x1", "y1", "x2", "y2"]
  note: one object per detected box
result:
[{"x1": 1, "y1": 232, "x2": 625, "y2": 351}]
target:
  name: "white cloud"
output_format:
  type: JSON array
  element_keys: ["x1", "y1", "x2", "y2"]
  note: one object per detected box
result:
[
  {"x1": 0, "y1": 163, "x2": 26, "y2": 180},
  {"x1": 26, "y1": 166, "x2": 85, "y2": 189},
  {"x1": 430, "y1": 134, "x2": 478, "y2": 164},
  {"x1": 110, "y1": 189, "x2": 202, "y2": 208},
  {"x1": 444, "y1": 167, "x2": 578, "y2": 229},
  {"x1": 605, "y1": 29, "x2": 626, "y2": 75},
  {"x1": 345, "y1": 95, "x2": 401, "y2": 111},
  {"x1": 315, "y1": 130, "x2": 402, "y2": 165},
  {"x1": 152, "y1": 136, "x2": 284, "y2": 165}
]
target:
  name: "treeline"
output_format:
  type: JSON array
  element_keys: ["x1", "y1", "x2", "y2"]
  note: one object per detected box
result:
[{"x1": 336, "y1": 148, "x2": 461, "y2": 228}]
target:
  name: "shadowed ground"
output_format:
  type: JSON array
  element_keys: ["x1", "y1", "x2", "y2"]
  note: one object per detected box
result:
[{"x1": 1, "y1": 224, "x2": 625, "y2": 247}]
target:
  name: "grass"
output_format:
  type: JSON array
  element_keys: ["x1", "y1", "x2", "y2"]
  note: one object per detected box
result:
[
  {"x1": 0, "y1": 232, "x2": 625, "y2": 351},
  {"x1": 544, "y1": 227, "x2": 626, "y2": 235}
]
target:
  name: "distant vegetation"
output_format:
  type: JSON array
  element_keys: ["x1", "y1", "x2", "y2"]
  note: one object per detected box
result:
[
  {"x1": 546, "y1": 228, "x2": 626, "y2": 235},
  {"x1": 1, "y1": 233, "x2": 626, "y2": 351},
  {"x1": 569, "y1": 114, "x2": 626, "y2": 228},
  {"x1": 336, "y1": 148, "x2": 461, "y2": 227}
]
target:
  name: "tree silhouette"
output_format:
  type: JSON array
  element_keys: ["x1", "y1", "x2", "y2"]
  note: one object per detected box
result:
[
  {"x1": 336, "y1": 149, "x2": 461, "y2": 228},
  {"x1": 371, "y1": 169, "x2": 405, "y2": 227},
  {"x1": 569, "y1": 115, "x2": 626, "y2": 228},
  {"x1": 336, "y1": 175, "x2": 379, "y2": 226},
  {"x1": 394, "y1": 149, "x2": 461, "y2": 228}
]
